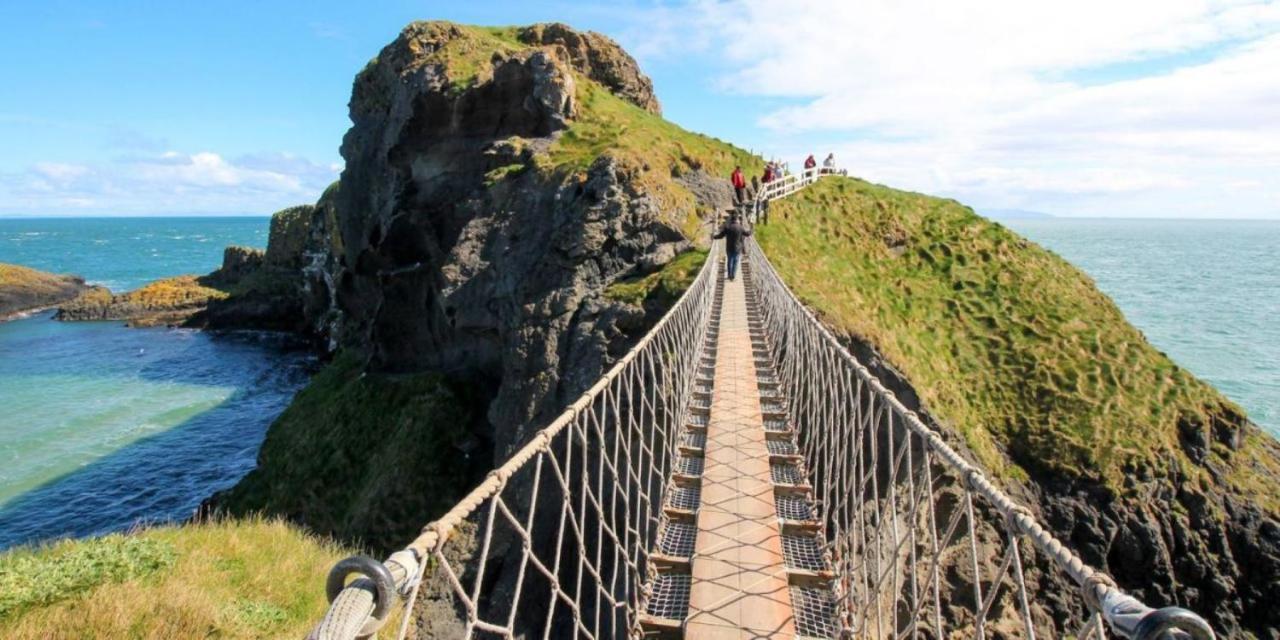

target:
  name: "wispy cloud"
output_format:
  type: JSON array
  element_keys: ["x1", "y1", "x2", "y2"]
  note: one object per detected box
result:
[
  {"x1": 641, "y1": 0, "x2": 1280, "y2": 218},
  {"x1": 0, "y1": 151, "x2": 339, "y2": 215}
]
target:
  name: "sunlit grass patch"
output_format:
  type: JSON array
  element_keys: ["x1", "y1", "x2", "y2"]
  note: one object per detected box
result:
[{"x1": 0, "y1": 516, "x2": 349, "y2": 639}]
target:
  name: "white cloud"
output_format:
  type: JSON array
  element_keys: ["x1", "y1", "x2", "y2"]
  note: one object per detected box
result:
[
  {"x1": 0, "y1": 151, "x2": 340, "y2": 215},
  {"x1": 655, "y1": 0, "x2": 1280, "y2": 218}
]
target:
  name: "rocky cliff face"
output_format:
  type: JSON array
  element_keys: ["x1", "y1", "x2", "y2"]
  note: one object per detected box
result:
[{"x1": 298, "y1": 21, "x2": 740, "y2": 456}]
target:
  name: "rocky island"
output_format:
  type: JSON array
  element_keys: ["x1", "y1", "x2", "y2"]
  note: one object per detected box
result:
[
  {"x1": 1, "y1": 20, "x2": 1275, "y2": 639},
  {"x1": 0, "y1": 263, "x2": 90, "y2": 320}
]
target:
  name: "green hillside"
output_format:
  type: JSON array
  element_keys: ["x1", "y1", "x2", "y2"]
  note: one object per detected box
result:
[{"x1": 756, "y1": 177, "x2": 1263, "y2": 496}]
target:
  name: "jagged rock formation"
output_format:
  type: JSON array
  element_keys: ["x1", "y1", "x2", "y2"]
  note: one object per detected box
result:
[
  {"x1": 304, "y1": 21, "x2": 742, "y2": 455},
  {"x1": 0, "y1": 263, "x2": 90, "y2": 319}
]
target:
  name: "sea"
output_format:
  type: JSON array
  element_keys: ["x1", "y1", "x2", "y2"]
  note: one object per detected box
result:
[
  {"x1": 0, "y1": 217, "x2": 315, "y2": 550},
  {"x1": 0, "y1": 216, "x2": 1276, "y2": 550}
]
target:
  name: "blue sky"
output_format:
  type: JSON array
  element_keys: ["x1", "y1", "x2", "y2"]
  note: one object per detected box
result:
[{"x1": 2, "y1": 0, "x2": 1278, "y2": 218}]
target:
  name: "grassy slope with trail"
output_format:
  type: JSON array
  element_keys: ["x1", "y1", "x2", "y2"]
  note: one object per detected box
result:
[{"x1": 755, "y1": 177, "x2": 1266, "y2": 498}]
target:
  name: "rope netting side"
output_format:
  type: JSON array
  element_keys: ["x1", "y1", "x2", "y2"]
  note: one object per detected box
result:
[
  {"x1": 310, "y1": 242, "x2": 721, "y2": 640},
  {"x1": 744, "y1": 238, "x2": 1215, "y2": 640}
]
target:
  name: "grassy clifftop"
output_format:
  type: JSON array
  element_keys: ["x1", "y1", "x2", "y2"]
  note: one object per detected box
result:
[{"x1": 756, "y1": 177, "x2": 1259, "y2": 495}]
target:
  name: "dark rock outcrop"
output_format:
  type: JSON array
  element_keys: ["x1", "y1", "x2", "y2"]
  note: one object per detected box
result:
[
  {"x1": 214, "y1": 245, "x2": 264, "y2": 281},
  {"x1": 517, "y1": 23, "x2": 661, "y2": 114}
]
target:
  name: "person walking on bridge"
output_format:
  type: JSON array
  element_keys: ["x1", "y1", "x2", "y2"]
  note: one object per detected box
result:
[
  {"x1": 823, "y1": 152, "x2": 837, "y2": 174},
  {"x1": 713, "y1": 212, "x2": 752, "y2": 281},
  {"x1": 804, "y1": 154, "x2": 817, "y2": 171},
  {"x1": 731, "y1": 166, "x2": 747, "y2": 204}
]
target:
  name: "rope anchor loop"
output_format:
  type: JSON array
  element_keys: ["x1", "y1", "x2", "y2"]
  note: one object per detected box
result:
[{"x1": 325, "y1": 555, "x2": 399, "y2": 629}]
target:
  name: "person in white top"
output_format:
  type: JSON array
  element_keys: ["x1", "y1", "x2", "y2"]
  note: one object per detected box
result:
[{"x1": 822, "y1": 153, "x2": 836, "y2": 174}]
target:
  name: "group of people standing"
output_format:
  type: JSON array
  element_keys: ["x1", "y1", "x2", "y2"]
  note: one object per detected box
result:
[
  {"x1": 804, "y1": 153, "x2": 838, "y2": 174},
  {"x1": 720, "y1": 153, "x2": 837, "y2": 281}
]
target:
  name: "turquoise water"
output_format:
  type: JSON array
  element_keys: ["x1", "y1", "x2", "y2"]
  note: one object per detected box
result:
[
  {"x1": 1005, "y1": 218, "x2": 1279, "y2": 437},
  {"x1": 0, "y1": 217, "x2": 312, "y2": 549}
]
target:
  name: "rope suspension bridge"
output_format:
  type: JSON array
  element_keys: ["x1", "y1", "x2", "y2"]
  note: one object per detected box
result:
[{"x1": 310, "y1": 168, "x2": 1216, "y2": 640}]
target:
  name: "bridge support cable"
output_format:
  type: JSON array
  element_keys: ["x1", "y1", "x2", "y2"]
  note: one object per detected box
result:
[
  {"x1": 310, "y1": 243, "x2": 722, "y2": 639},
  {"x1": 743, "y1": 232, "x2": 1216, "y2": 639}
]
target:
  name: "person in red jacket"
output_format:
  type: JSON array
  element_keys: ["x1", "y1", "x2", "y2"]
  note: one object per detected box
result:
[{"x1": 731, "y1": 166, "x2": 746, "y2": 204}]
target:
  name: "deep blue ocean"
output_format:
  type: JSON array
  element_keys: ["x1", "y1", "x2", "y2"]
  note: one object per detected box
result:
[
  {"x1": 0, "y1": 216, "x2": 1276, "y2": 550},
  {"x1": 0, "y1": 217, "x2": 315, "y2": 549}
]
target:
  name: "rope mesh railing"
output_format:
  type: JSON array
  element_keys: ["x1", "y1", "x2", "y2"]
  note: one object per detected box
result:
[
  {"x1": 743, "y1": 231, "x2": 1215, "y2": 639},
  {"x1": 309, "y1": 166, "x2": 1217, "y2": 640},
  {"x1": 309, "y1": 242, "x2": 721, "y2": 639}
]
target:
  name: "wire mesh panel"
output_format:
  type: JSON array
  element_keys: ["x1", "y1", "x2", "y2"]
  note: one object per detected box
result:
[
  {"x1": 792, "y1": 586, "x2": 839, "y2": 639},
  {"x1": 776, "y1": 493, "x2": 814, "y2": 521},
  {"x1": 644, "y1": 573, "x2": 691, "y2": 620},
  {"x1": 666, "y1": 485, "x2": 702, "y2": 512},
  {"x1": 656, "y1": 519, "x2": 698, "y2": 558},
  {"x1": 771, "y1": 463, "x2": 803, "y2": 485},
  {"x1": 782, "y1": 534, "x2": 827, "y2": 571},
  {"x1": 680, "y1": 431, "x2": 706, "y2": 451},
  {"x1": 766, "y1": 439, "x2": 798, "y2": 456},
  {"x1": 675, "y1": 455, "x2": 704, "y2": 477}
]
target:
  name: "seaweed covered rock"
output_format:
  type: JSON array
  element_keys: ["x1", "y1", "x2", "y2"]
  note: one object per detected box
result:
[
  {"x1": 0, "y1": 263, "x2": 90, "y2": 319},
  {"x1": 56, "y1": 276, "x2": 228, "y2": 327}
]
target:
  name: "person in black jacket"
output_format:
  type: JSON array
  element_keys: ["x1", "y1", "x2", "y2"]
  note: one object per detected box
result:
[{"x1": 712, "y1": 213, "x2": 752, "y2": 281}]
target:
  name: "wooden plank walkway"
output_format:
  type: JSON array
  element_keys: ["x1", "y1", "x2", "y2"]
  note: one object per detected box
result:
[{"x1": 686, "y1": 266, "x2": 796, "y2": 639}]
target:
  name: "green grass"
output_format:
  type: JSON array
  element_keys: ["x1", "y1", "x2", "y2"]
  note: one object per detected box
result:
[
  {"x1": 606, "y1": 249, "x2": 708, "y2": 307},
  {"x1": 438, "y1": 24, "x2": 526, "y2": 93},
  {"x1": 546, "y1": 78, "x2": 759, "y2": 179},
  {"x1": 0, "y1": 516, "x2": 349, "y2": 638},
  {"x1": 0, "y1": 536, "x2": 175, "y2": 621},
  {"x1": 219, "y1": 352, "x2": 488, "y2": 554},
  {"x1": 756, "y1": 177, "x2": 1246, "y2": 491}
]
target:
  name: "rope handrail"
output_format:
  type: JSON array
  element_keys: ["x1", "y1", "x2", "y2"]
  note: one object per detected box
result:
[{"x1": 310, "y1": 241, "x2": 723, "y2": 639}]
